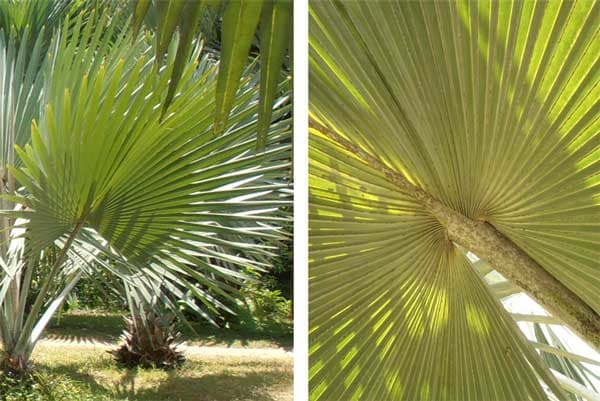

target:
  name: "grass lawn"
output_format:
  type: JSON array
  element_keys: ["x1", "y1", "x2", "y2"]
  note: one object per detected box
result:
[
  {"x1": 1, "y1": 312, "x2": 293, "y2": 401},
  {"x1": 31, "y1": 342, "x2": 292, "y2": 401}
]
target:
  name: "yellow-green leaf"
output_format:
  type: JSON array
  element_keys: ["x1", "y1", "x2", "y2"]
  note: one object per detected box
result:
[
  {"x1": 309, "y1": 0, "x2": 599, "y2": 399},
  {"x1": 162, "y1": 1, "x2": 205, "y2": 116},
  {"x1": 214, "y1": 0, "x2": 263, "y2": 136},
  {"x1": 131, "y1": 0, "x2": 151, "y2": 41},
  {"x1": 256, "y1": 0, "x2": 292, "y2": 151},
  {"x1": 155, "y1": 0, "x2": 186, "y2": 64}
]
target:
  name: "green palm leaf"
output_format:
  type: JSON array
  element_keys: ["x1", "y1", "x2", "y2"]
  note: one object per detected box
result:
[
  {"x1": 310, "y1": 1, "x2": 598, "y2": 400},
  {"x1": 12, "y1": 11, "x2": 291, "y2": 255},
  {"x1": 214, "y1": 0, "x2": 264, "y2": 136},
  {"x1": 0, "y1": 0, "x2": 74, "y2": 46},
  {"x1": 0, "y1": 26, "x2": 45, "y2": 171},
  {"x1": 257, "y1": 0, "x2": 292, "y2": 150},
  {"x1": 131, "y1": 0, "x2": 292, "y2": 148},
  {"x1": 310, "y1": 134, "x2": 565, "y2": 401}
]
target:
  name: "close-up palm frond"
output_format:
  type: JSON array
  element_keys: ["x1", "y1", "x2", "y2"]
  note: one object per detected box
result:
[{"x1": 309, "y1": 1, "x2": 599, "y2": 400}]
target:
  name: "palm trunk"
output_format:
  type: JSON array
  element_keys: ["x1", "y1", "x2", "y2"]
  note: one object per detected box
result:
[
  {"x1": 311, "y1": 119, "x2": 600, "y2": 350},
  {"x1": 110, "y1": 297, "x2": 185, "y2": 370}
]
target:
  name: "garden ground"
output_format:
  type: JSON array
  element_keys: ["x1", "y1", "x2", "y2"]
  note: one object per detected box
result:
[{"x1": 3, "y1": 312, "x2": 293, "y2": 401}]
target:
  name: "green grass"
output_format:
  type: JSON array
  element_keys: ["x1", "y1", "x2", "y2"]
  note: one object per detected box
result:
[
  {"x1": 29, "y1": 342, "x2": 292, "y2": 401},
  {"x1": 0, "y1": 312, "x2": 293, "y2": 400},
  {"x1": 47, "y1": 311, "x2": 292, "y2": 349}
]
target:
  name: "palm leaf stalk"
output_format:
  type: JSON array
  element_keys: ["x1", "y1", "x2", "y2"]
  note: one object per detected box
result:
[
  {"x1": 311, "y1": 119, "x2": 600, "y2": 347},
  {"x1": 309, "y1": 1, "x2": 598, "y2": 400}
]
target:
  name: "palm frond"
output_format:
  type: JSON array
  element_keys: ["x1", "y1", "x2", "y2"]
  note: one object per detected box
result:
[
  {"x1": 310, "y1": 134, "x2": 566, "y2": 400},
  {"x1": 131, "y1": 0, "x2": 292, "y2": 147},
  {"x1": 0, "y1": 26, "x2": 45, "y2": 170}
]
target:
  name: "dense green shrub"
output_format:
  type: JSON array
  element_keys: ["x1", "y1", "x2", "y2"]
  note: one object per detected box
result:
[
  {"x1": 66, "y1": 276, "x2": 125, "y2": 312},
  {"x1": 268, "y1": 219, "x2": 293, "y2": 300},
  {"x1": 228, "y1": 280, "x2": 292, "y2": 337}
]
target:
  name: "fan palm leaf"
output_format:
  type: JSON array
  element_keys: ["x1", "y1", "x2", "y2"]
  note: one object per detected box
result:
[{"x1": 309, "y1": 1, "x2": 598, "y2": 400}]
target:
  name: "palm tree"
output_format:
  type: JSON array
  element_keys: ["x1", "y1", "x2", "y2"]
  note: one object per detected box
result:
[
  {"x1": 309, "y1": 1, "x2": 599, "y2": 400},
  {"x1": 0, "y1": 4, "x2": 291, "y2": 375}
]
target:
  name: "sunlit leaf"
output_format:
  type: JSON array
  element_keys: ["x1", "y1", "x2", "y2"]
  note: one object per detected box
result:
[
  {"x1": 214, "y1": 0, "x2": 263, "y2": 136},
  {"x1": 257, "y1": 0, "x2": 292, "y2": 150},
  {"x1": 309, "y1": 0, "x2": 599, "y2": 399}
]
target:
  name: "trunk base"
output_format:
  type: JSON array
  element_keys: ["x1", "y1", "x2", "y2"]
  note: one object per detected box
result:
[{"x1": 0, "y1": 352, "x2": 33, "y2": 378}]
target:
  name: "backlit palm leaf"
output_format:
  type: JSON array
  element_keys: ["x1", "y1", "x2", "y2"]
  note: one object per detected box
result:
[{"x1": 309, "y1": 1, "x2": 598, "y2": 400}]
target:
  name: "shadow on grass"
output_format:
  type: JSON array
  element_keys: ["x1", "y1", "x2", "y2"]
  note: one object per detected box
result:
[
  {"x1": 44, "y1": 362, "x2": 291, "y2": 401},
  {"x1": 179, "y1": 321, "x2": 293, "y2": 350},
  {"x1": 47, "y1": 312, "x2": 293, "y2": 350}
]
